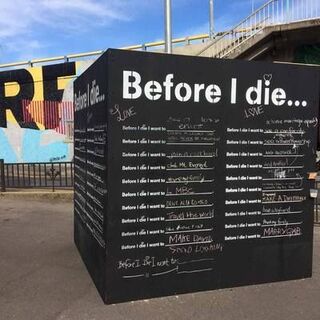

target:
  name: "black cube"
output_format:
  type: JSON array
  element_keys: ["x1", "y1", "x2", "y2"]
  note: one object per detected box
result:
[{"x1": 74, "y1": 49, "x2": 319, "y2": 304}]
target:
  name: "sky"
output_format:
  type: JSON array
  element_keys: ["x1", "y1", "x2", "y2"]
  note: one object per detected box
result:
[{"x1": 0, "y1": 0, "x2": 266, "y2": 64}]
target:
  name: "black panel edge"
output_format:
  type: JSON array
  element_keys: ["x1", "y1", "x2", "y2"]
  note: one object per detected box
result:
[{"x1": 74, "y1": 215, "x2": 106, "y2": 301}]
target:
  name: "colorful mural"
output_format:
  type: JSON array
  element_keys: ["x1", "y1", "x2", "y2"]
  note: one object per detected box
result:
[
  {"x1": 0, "y1": 60, "x2": 93, "y2": 163},
  {"x1": 1, "y1": 43, "x2": 318, "y2": 164}
]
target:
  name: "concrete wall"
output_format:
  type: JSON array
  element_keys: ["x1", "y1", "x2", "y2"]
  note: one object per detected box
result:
[{"x1": 232, "y1": 20, "x2": 320, "y2": 63}]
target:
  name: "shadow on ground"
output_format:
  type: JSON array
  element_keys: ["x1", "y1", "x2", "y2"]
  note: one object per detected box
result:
[{"x1": 0, "y1": 198, "x2": 319, "y2": 320}]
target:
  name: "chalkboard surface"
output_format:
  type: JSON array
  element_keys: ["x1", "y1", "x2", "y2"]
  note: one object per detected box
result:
[{"x1": 74, "y1": 49, "x2": 319, "y2": 304}]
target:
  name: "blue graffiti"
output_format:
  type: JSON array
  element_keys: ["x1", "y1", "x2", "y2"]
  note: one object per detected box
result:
[
  {"x1": 22, "y1": 129, "x2": 69, "y2": 163},
  {"x1": 0, "y1": 129, "x2": 18, "y2": 162}
]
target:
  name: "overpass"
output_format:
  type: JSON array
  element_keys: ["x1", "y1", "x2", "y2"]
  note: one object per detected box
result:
[
  {"x1": 194, "y1": 0, "x2": 320, "y2": 63},
  {"x1": 0, "y1": 0, "x2": 319, "y2": 69}
]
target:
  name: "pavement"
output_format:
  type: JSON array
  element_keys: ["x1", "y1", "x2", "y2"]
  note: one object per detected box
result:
[
  {"x1": 0, "y1": 188, "x2": 73, "y2": 200},
  {"x1": 0, "y1": 197, "x2": 319, "y2": 320}
]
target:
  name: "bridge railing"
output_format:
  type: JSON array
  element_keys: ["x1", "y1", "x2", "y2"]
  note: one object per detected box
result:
[
  {"x1": 198, "y1": 0, "x2": 320, "y2": 58},
  {"x1": 0, "y1": 34, "x2": 210, "y2": 70}
]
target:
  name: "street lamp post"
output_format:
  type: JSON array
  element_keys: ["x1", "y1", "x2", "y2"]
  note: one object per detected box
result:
[
  {"x1": 164, "y1": 0, "x2": 172, "y2": 53},
  {"x1": 209, "y1": 0, "x2": 214, "y2": 39}
]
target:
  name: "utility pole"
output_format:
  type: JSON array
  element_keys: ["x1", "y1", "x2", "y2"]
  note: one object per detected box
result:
[
  {"x1": 209, "y1": 0, "x2": 214, "y2": 39},
  {"x1": 164, "y1": 0, "x2": 172, "y2": 53}
]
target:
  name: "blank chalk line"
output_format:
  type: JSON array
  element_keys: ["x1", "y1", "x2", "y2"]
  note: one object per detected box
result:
[
  {"x1": 166, "y1": 204, "x2": 213, "y2": 209},
  {"x1": 178, "y1": 268, "x2": 213, "y2": 274},
  {"x1": 262, "y1": 177, "x2": 303, "y2": 181},
  {"x1": 166, "y1": 180, "x2": 214, "y2": 184},
  {"x1": 165, "y1": 228, "x2": 213, "y2": 234},
  {"x1": 152, "y1": 268, "x2": 178, "y2": 277},
  {"x1": 263, "y1": 154, "x2": 304, "y2": 157},
  {"x1": 177, "y1": 258, "x2": 215, "y2": 265},
  {"x1": 261, "y1": 234, "x2": 301, "y2": 239},
  {"x1": 167, "y1": 130, "x2": 215, "y2": 133},
  {"x1": 166, "y1": 143, "x2": 215, "y2": 146},
  {"x1": 165, "y1": 216, "x2": 214, "y2": 222},
  {"x1": 261, "y1": 211, "x2": 302, "y2": 216},
  {"x1": 122, "y1": 274, "x2": 145, "y2": 279},
  {"x1": 262, "y1": 200, "x2": 305, "y2": 204},
  {"x1": 166, "y1": 240, "x2": 213, "y2": 247},
  {"x1": 262, "y1": 222, "x2": 302, "y2": 227},
  {"x1": 167, "y1": 155, "x2": 214, "y2": 158},
  {"x1": 166, "y1": 168, "x2": 214, "y2": 171},
  {"x1": 264, "y1": 131, "x2": 305, "y2": 134},
  {"x1": 166, "y1": 192, "x2": 214, "y2": 196},
  {"x1": 263, "y1": 166, "x2": 303, "y2": 169},
  {"x1": 262, "y1": 188, "x2": 303, "y2": 192}
]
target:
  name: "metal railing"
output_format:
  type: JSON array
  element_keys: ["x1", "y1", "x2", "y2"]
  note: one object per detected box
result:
[
  {"x1": 0, "y1": 34, "x2": 210, "y2": 70},
  {"x1": 1, "y1": 159, "x2": 319, "y2": 224},
  {"x1": 0, "y1": 159, "x2": 5, "y2": 192},
  {"x1": 2, "y1": 162, "x2": 74, "y2": 190},
  {"x1": 198, "y1": 0, "x2": 320, "y2": 58},
  {"x1": 315, "y1": 176, "x2": 320, "y2": 225}
]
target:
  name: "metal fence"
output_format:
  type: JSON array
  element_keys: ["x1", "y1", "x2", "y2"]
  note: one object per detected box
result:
[
  {"x1": 0, "y1": 161, "x2": 74, "y2": 190},
  {"x1": 198, "y1": 0, "x2": 320, "y2": 58},
  {"x1": 0, "y1": 159, "x2": 319, "y2": 223},
  {"x1": 314, "y1": 177, "x2": 320, "y2": 225},
  {"x1": 0, "y1": 159, "x2": 5, "y2": 192}
]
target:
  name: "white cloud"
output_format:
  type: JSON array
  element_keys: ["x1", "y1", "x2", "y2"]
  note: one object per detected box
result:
[
  {"x1": 2, "y1": 0, "x2": 317, "y2": 63},
  {"x1": 0, "y1": 0, "x2": 151, "y2": 62},
  {"x1": 2, "y1": 39, "x2": 48, "y2": 63},
  {"x1": 42, "y1": 0, "x2": 123, "y2": 19},
  {"x1": 0, "y1": 0, "x2": 197, "y2": 40},
  {"x1": 0, "y1": 0, "x2": 132, "y2": 39}
]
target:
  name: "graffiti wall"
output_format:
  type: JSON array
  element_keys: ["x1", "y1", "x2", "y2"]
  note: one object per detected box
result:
[{"x1": 0, "y1": 60, "x2": 93, "y2": 163}]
